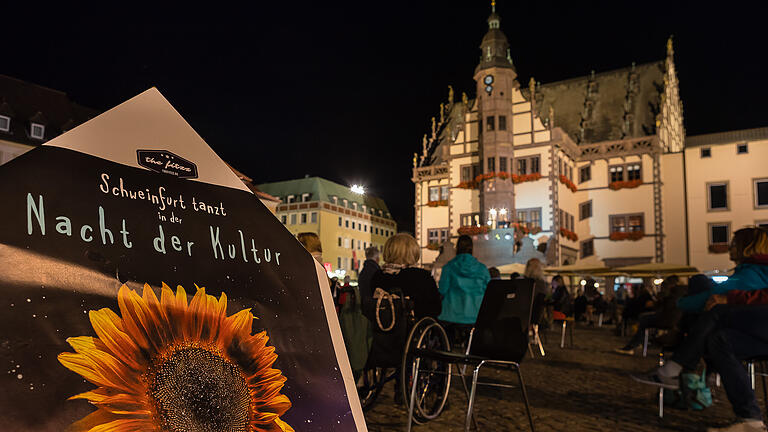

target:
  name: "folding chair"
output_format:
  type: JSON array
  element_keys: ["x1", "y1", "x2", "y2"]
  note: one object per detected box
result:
[
  {"x1": 747, "y1": 357, "x2": 768, "y2": 415},
  {"x1": 406, "y1": 278, "x2": 536, "y2": 432}
]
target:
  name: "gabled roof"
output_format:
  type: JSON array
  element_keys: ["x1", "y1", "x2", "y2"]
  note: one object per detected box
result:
[
  {"x1": 258, "y1": 177, "x2": 392, "y2": 216},
  {"x1": 685, "y1": 126, "x2": 768, "y2": 147},
  {"x1": 0, "y1": 75, "x2": 98, "y2": 146},
  {"x1": 527, "y1": 61, "x2": 664, "y2": 144}
]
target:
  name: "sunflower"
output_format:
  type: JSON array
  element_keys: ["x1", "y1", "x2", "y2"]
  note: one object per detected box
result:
[{"x1": 58, "y1": 283, "x2": 294, "y2": 432}]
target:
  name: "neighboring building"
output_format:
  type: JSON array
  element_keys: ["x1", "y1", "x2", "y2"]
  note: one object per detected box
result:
[
  {"x1": 258, "y1": 177, "x2": 397, "y2": 277},
  {"x1": 413, "y1": 5, "x2": 767, "y2": 275},
  {"x1": 0, "y1": 75, "x2": 97, "y2": 164},
  {"x1": 228, "y1": 164, "x2": 282, "y2": 213}
]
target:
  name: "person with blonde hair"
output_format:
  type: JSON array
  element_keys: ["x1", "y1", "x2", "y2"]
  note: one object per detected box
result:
[
  {"x1": 523, "y1": 258, "x2": 547, "y2": 296},
  {"x1": 297, "y1": 232, "x2": 323, "y2": 262},
  {"x1": 369, "y1": 233, "x2": 441, "y2": 319}
]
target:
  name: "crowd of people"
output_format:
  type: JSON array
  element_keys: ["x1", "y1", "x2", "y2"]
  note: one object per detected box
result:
[{"x1": 297, "y1": 225, "x2": 768, "y2": 432}]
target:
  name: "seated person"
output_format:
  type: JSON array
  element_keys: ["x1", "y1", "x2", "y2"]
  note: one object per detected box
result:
[
  {"x1": 550, "y1": 275, "x2": 573, "y2": 320},
  {"x1": 633, "y1": 287, "x2": 768, "y2": 432},
  {"x1": 438, "y1": 235, "x2": 491, "y2": 340},
  {"x1": 369, "y1": 233, "x2": 441, "y2": 320},
  {"x1": 677, "y1": 227, "x2": 768, "y2": 313},
  {"x1": 615, "y1": 275, "x2": 685, "y2": 355}
]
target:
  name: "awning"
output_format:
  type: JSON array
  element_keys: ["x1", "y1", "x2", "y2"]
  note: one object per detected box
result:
[{"x1": 612, "y1": 262, "x2": 699, "y2": 277}]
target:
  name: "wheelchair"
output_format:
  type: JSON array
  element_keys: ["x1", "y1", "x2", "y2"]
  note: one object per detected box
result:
[{"x1": 356, "y1": 288, "x2": 452, "y2": 424}]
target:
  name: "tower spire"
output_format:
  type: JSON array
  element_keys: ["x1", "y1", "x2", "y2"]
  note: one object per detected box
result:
[{"x1": 491, "y1": 0, "x2": 496, "y2": 13}]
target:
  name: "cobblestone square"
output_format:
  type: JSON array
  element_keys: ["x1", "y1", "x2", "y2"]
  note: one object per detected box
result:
[{"x1": 364, "y1": 325, "x2": 765, "y2": 431}]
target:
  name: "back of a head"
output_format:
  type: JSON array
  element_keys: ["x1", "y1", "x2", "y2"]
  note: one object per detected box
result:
[
  {"x1": 523, "y1": 258, "x2": 543, "y2": 280},
  {"x1": 365, "y1": 246, "x2": 380, "y2": 261},
  {"x1": 297, "y1": 232, "x2": 322, "y2": 253},
  {"x1": 382, "y1": 233, "x2": 420, "y2": 266},
  {"x1": 488, "y1": 267, "x2": 501, "y2": 279},
  {"x1": 456, "y1": 235, "x2": 473, "y2": 255},
  {"x1": 510, "y1": 272, "x2": 520, "y2": 279},
  {"x1": 734, "y1": 226, "x2": 768, "y2": 262}
]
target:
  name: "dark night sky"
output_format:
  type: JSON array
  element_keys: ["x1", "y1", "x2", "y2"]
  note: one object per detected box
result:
[{"x1": 4, "y1": 1, "x2": 768, "y2": 232}]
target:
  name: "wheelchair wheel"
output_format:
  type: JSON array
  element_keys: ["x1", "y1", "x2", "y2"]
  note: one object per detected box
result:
[
  {"x1": 357, "y1": 367, "x2": 386, "y2": 411},
  {"x1": 401, "y1": 317, "x2": 452, "y2": 424}
]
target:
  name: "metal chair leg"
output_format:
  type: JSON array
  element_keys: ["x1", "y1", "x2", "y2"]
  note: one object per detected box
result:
[
  {"x1": 760, "y1": 362, "x2": 768, "y2": 418},
  {"x1": 748, "y1": 361, "x2": 755, "y2": 390},
  {"x1": 406, "y1": 358, "x2": 421, "y2": 432},
  {"x1": 514, "y1": 364, "x2": 535, "y2": 432},
  {"x1": 642, "y1": 329, "x2": 650, "y2": 357},
  {"x1": 534, "y1": 325, "x2": 545, "y2": 356},
  {"x1": 465, "y1": 364, "x2": 482, "y2": 432},
  {"x1": 598, "y1": 313, "x2": 603, "y2": 327},
  {"x1": 569, "y1": 321, "x2": 574, "y2": 348},
  {"x1": 457, "y1": 364, "x2": 479, "y2": 431},
  {"x1": 658, "y1": 353, "x2": 664, "y2": 418},
  {"x1": 560, "y1": 321, "x2": 566, "y2": 348}
]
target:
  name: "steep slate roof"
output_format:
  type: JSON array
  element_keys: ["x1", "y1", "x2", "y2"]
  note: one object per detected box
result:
[
  {"x1": 258, "y1": 177, "x2": 392, "y2": 216},
  {"x1": 524, "y1": 61, "x2": 664, "y2": 144},
  {"x1": 685, "y1": 127, "x2": 768, "y2": 147},
  {"x1": 0, "y1": 75, "x2": 98, "y2": 145}
]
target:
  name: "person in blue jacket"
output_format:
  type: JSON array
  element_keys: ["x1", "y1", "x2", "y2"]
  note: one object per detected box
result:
[
  {"x1": 677, "y1": 227, "x2": 768, "y2": 313},
  {"x1": 438, "y1": 235, "x2": 491, "y2": 325}
]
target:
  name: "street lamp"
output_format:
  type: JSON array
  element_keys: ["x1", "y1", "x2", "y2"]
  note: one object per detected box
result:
[{"x1": 351, "y1": 184, "x2": 365, "y2": 195}]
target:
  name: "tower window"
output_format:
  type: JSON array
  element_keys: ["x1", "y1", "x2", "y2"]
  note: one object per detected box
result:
[
  {"x1": 498, "y1": 115, "x2": 507, "y2": 130},
  {"x1": 486, "y1": 116, "x2": 495, "y2": 131},
  {"x1": 30, "y1": 123, "x2": 45, "y2": 139},
  {"x1": 487, "y1": 157, "x2": 495, "y2": 173},
  {"x1": 499, "y1": 157, "x2": 507, "y2": 173},
  {"x1": 700, "y1": 147, "x2": 711, "y2": 158},
  {"x1": 737, "y1": 143, "x2": 748, "y2": 154},
  {"x1": 0, "y1": 115, "x2": 9, "y2": 132}
]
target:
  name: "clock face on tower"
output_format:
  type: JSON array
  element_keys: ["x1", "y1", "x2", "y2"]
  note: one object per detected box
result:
[
  {"x1": 484, "y1": 75, "x2": 494, "y2": 85},
  {"x1": 485, "y1": 85, "x2": 493, "y2": 94}
]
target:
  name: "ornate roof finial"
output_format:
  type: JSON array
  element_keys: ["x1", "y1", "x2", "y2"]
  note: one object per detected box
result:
[
  {"x1": 439, "y1": 103, "x2": 445, "y2": 124},
  {"x1": 431, "y1": 117, "x2": 436, "y2": 139},
  {"x1": 413, "y1": 152, "x2": 418, "y2": 168},
  {"x1": 462, "y1": 92, "x2": 469, "y2": 107},
  {"x1": 666, "y1": 35, "x2": 674, "y2": 58},
  {"x1": 448, "y1": 85, "x2": 454, "y2": 104},
  {"x1": 529, "y1": 77, "x2": 536, "y2": 97},
  {"x1": 549, "y1": 106, "x2": 555, "y2": 128},
  {"x1": 491, "y1": 0, "x2": 496, "y2": 13}
]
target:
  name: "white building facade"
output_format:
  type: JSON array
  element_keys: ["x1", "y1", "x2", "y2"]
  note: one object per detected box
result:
[{"x1": 413, "y1": 8, "x2": 767, "y2": 275}]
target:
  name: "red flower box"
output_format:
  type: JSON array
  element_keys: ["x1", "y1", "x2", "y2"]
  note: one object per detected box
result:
[
  {"x1": 457, "y1": 225, "x2": 489, "y2": 236},
  {"x1": 609, "y1": 179, "x2": 643, "y2": 190},
  {"x1": 708, "y1": 244, "x2": 729, "y2": 254},
  {"x1": 609, "y1": 231, "x2": 645, "y2": 241},
  {"x1": 455, "y1": 181, "x2": 479, "y2": 189},
  {"x1": 559, "y1": 175, "x2": 578, "y2": 192},
  {"x1": 513, "y1": 172, "x2": 542, "y2": 184},
  {"x1": 559, "y1": 228, "x2": 578, "y2": 241},
  {"x1": 426, "y1": 243, "x2": 441, "y2": 251},
  {"x1": 426, "y1": 199, "x2": 449, "y2": 207}
]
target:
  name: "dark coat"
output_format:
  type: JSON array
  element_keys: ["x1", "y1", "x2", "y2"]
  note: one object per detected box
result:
[
  {"x1": 358, "y1": 259, "x2": 380, "y2": 308},
  {"x1": 370, "y1": 268, "x2": 442, "y2": 320}
]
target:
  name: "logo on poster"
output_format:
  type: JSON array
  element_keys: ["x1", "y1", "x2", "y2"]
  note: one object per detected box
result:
[{"x1": 137, "y1": 150, "x2": 198, "y2": 179}]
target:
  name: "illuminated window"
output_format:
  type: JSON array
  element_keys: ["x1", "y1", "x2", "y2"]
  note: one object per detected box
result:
[
  {"x1": 30, "y1": 123, "x2": 45, "y2": 139},
  {"x1": 609, "y1": 165, "x2": 624, "y2": 183},
  {"x1": 610, "y1": 213, "x2": 644, "y2": 233},
  {"x1": 0, "y1": 115, "x2": 9, "y2": 132},
  {"x1": 627, "y1": 164, "x2": 642, "y2": 181}
]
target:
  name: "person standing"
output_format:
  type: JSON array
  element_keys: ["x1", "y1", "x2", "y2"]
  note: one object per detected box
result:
[
  {"x1": 438, "y1": 235, "x2": 491, "y2": 326},
  {"x1": 358, "y1": 246, "x2": 381, "y2": 312}
]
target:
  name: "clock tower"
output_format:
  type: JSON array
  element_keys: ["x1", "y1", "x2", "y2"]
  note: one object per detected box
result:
[{"x1": 474, "y1": 2, "x2": 518, "y2": 228}]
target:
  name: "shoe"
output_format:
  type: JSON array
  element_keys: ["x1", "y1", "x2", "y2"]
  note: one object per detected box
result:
[
  {"x1": 631, "y1": 371, "x2": 679, "y2": 390},
  {"x1": 706, "y1": 419, "x2": 767, "y2": 431},
  {"x1": 614, "y1": 347, "x2": 635, "y2": 356}
]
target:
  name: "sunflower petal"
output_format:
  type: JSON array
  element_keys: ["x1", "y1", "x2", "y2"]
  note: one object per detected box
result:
[
  {"x1": 58, "y1": 352, "x2": 133, "y2": 393},
  {"x1": 89, "y1": 309, "x2": 144, "y2": 370},
  {"x1": 116, "y1": 286, "x2": 150, "y2": 351},
  {"x1": 273, "y1": 418, "x2": 296, "y2": 432}
]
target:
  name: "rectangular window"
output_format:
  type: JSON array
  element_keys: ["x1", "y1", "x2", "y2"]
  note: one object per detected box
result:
[
  {"x1": 30, "y1": 123, "x2": 45, "y2": 139},
  {"x1": 580, "y1": 239, "x2": 594, "y2": 258},
  {"x1": 701, "y1": 147, "x2": 711, "y2": 158},
  {"x1": 486, "y1": 116, "x2": 495, "y2": 131},
  {"x1": 460, "y1": 213, "x2": 481, "y2": 227},
  {"x1": 579, "y1": 165, "x2": 591, "y2": 183},
  {"x1": 487, "y1": 157, "x2": 495, "y2": 173},
  {"x1": 300, "y1": 213, "x2": 307, "y2": 224},
  {"x1": 461, "y1": 165, "x2": 472, "y2": 182},
  {"x1": 337, "y1": 257, "x2": 341, "y2": 269},
  {"x1": 517, "y1": 208, "x2": 542, "y2": 229},
  {"x1": 287, "y1": 195, "x2": 295, "y2": 204},
  {"x1": 499, "y1": 157, "x2": 507, "y2": 173},
  {"x1": 498, "y1": 115, "x2": 507, "y2": 130},
  {"x1": 626, "y1": 163, "x2": 642, "y2": 181},
  {"x1": 709, "y1": 223, "x2": 730, "y2": 246},
  {"x1": 708, "y1": 182, "x2": 729, "y2": 210},
  {"x1": 737, "y1": 143, "x2": 748, "y2": 154},
  {"x1": 290, "y1": 214, "x2": 297, "y2": 225},
  {"x1": 427, "y1": 229, "x2": 440, "y2": 245},
  {"x1": 344, "y1": 238, "x2": 350, "y2": 248},
  {"x1": 609, "y1": 165, "x2": 624, "y2": 183},
  {"x1": 570, "y1": 214, "x2": 575, "y2": 231},
  {"x1": 351, "y1": 221, "x2": 356, "y2": 230},
  {"x1": 517, "y1": 158, "x2": 527, "y2": 175},
  {"x1": 0, "y1": 115, "x2": 9, "y2": 132},
  {"x1": 310, "y1": 212, "x2": 317, "y2": 223},
  {"x1": 530, "y1": 156, "x2": 540, "y2": 174},
  {"x1": 755, "y1": 179, "x2": 768, "y2": 208},
  {"x1": 338, "y1": 216, "x2": 342, "y2": 226},
  {"x1": 364, "y1": 225, "x2": 368, "y2": 232},
  {"x1": 441, "y1": 185, "x2": 450, "y2": 200},
  {"x1": 345, "y1": 219, "x2": 349, "y2": 228},
  {"x1": 428, "y1": 186, "x2": 440, "y2": 202},
  {"x1": 757, "y1": 221, "x2": 768, "y2": 230},
  {"x1": 610, "y1": 213, "x2": 644, "y2": 233},
  {"x1": 280, "y1": 215, "x2": 287, "y2": 224},
  {"x1": 301, "y1": 193, "x2": 310, "y2": 202},
  {"x1": 579, "y1": 200, "x2": 592, "y2": 220},
  {"x1": 337, "y1": 237, "x2": 342, "y2": 247}
]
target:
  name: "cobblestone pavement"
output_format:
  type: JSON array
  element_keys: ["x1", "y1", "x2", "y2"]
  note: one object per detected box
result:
[{"x1": 363, "y1": 324, "x2": 766, "y2": 431}]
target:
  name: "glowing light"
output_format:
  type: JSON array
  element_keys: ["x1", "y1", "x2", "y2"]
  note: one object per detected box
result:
[
  {"x1": 504, "y1": 233, "x2": 512, "y2": 240},
  {"x1": 712, "y1": 276, "x2": 729, "y2": 283},
  {"x1": 580, "y1": 280, "x2": 587, "y2": 286},
  {"x1": 499, "y1": 208, "x2": 507, "y2": 216},
  {"x1": 489, "y1": 208, "x2": 497, "y2": 216},
  {"x1": 351, "y1": 184, "x2": 365, "y2": 194},
  {"x1": 653, "y1": 278, "x2": 664, "y2": 285},
  {"x1": 594, "y1": 283, "x2": 599, "y2": 288}
]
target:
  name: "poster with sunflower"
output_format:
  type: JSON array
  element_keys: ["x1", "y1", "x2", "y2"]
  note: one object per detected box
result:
[{"x1": 0, "y1": 89, "x2": 367, "y2": 431}]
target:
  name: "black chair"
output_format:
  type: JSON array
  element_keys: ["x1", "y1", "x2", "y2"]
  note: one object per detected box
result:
[
  {"x1": 406, "y1": 278, "x2": 536, "y2": 432},
  {"x1": 747, "y1": 356, "x2": 768, "y2": 416}
]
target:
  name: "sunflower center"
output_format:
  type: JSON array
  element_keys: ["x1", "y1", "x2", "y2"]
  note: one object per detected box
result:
[{"x1": 148, "y1": 347, "x2": 251, "y2": 432}]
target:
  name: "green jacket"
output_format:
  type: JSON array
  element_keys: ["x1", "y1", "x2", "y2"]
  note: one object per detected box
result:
[{"x1": 438, "y1": 254, "x2": 491, "y2": 324}]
